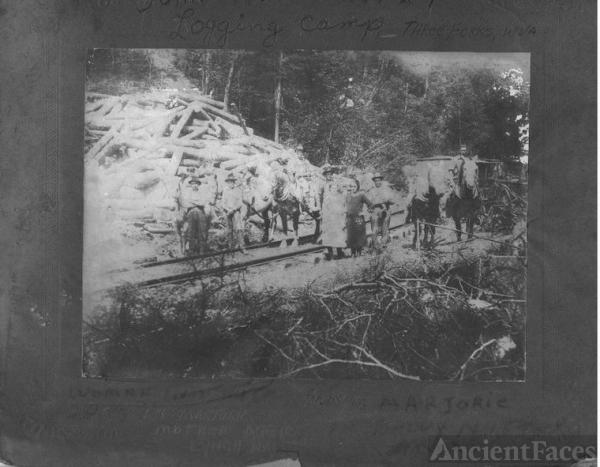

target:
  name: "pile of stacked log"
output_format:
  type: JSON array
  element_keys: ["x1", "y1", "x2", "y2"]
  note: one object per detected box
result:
[{"x1": 84, "y1": 89, "x2": 320, "y2": 224}]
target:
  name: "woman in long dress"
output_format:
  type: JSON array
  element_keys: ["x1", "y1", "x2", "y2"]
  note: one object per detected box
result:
[
  {"x1": 320, "y1": 166, "x2": 347, "y2": 260},
  {"x1": 345, "y1": 178, "x2": 373, "y2": 257}
]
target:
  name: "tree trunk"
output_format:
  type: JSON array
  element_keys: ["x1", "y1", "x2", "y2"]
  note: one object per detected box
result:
[
  {"x1": 274, "y1": 50, "x2": 283, "y2": 143},
  {"x1": 325, "y1": 128, "x2": 333, "y2": 164},
  {"x1": 236, "y1": 64, "x2": 243, "y2": 110},
  {"x1": 223, "y1": 53, "x2": 237, "y2": 110},
  {"x1": 404, "y1": 82, "x2": 409, "y2": 113},
  {"x1": 202, "y1": 51, "x2": 211, "y2": 95},
  {"x1": 458, "y1": 108, "x2": 462, "y2": 146},
  {"x1": 424, "y1": 62, "x2": 431, "y2": 98}
]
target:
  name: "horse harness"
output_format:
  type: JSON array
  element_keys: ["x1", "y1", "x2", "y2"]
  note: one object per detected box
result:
[{"x1": 454, "y1": 159, "x2": 479, "y2": 200}]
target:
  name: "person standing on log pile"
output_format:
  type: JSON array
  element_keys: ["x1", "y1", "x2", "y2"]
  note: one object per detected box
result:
[
  {"x1": 221, "y1": 173, "x2": 249, "y2": 255},
  {"x1": 174, "y1": 177, "x2": 214, "y2": 254},
  {"x1": 319, "y1": 164, "x2": 347, "y2": 260},
  {"x1": 366, "y1": 172, "x2": 394, "y2": 248},
  {"x1": 345, "y1": 178, "x2": 373, "y2": 258}
]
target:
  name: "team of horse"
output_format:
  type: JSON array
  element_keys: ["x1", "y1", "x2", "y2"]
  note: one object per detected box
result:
[
  {"x1": 407, "y1": 158, "x2": 481, "y2": 248},
  {"x1": 178, "y1": 158, "x2": 483, "y2": 256}
]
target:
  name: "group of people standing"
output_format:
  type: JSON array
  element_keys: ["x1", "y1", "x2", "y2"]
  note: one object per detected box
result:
[
  {"x1": 175, "y1": 170, "x2": 249, "y2": 255},
  {"x1": 174, "y1": 162, "x2": 396, "y2": 258},
  {"x1": 319, "y1": 164, "x2": 394, "y2": 260},
  {"x1": 173, "y1": 145, "x2": 480, "y2": 258}
]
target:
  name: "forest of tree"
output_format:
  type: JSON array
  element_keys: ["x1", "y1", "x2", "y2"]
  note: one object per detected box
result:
[{"x1": 87, "y1": 49, "x2": 530, "y2": 184}]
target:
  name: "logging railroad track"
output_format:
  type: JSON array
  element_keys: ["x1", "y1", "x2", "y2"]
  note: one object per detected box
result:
[{"x1": 104, "y1": 210, "x2": 414, "y2": 290}]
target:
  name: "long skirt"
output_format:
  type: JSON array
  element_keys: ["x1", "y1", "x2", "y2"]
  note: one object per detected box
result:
[{"x1": 346, "y1": 214, "x2": 368, "y2": 249}]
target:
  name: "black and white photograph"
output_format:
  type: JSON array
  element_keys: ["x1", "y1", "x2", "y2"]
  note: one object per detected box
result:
[{"x1": 82, "y1": 49, "x2": 529, "y2": 382}]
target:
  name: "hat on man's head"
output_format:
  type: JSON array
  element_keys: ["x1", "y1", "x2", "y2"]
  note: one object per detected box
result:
[
  {"x1": 322, "y1": 164, "x2": 334, "y2": 174},
  {"x1": 372, "y1": 172, "x2": 383, "y2": 181},
  {"x1": 188, "y1": 177, "x2": 202, "y2": 185},
  {"x1": 460, "y1": 144, "x2": 468, "y2": 152},
  {"x1": 225, "y1": 173, "x2": 237, "y2": 182}
]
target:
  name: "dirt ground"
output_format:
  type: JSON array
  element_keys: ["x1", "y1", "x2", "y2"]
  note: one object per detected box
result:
[
  {"x1": 240, "y1": 222, "x2": 499, "y2": 293},
  {"x1": 83, "y1": 205, "x2": 513, "y2": 321}
]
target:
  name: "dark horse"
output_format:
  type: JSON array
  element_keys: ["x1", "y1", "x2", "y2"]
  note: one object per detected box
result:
[
  {"x1": 406, "y1": 180, "x2": 442, "y2": 249},
  {"x1": 271, "y1": 172, "x2": 320, "y2": 247},
  {"x1": 179, "y1": 207, "x2": 209, "y2": 255},
  {"x1": 446, "y1": 158, "x2": 482, "y2": 241},
  {"x1": 242, "y1": 171, "x2": 320, "y2": 246}
]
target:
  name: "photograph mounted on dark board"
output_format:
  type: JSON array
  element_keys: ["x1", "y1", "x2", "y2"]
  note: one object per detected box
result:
[{"x1": 82, "y1": 49, "x2": 529, "y2": 382}]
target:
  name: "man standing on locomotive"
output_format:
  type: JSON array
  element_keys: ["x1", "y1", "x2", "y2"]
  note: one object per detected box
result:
[
  {"x1": 366, "y1": 172, "x2": 394, "y2": 248},
  {"x1": 221, "y1": 172, "x2": 249, "y2": 255}
]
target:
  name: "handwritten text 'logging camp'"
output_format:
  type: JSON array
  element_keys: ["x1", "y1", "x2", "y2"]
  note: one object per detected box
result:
[
  {"x1": 163, "y1": 10, "x2": 535, "y2": 47},
  {"x1": 166, "y1": 9, "x2": 386, "y2": 46}
]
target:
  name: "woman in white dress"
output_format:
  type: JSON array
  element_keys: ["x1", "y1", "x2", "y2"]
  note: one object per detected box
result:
[{"x1": 319, "y1": 165, "x2": 347, "y2": 260}]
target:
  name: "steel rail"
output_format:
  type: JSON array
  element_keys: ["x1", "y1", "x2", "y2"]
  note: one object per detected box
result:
[
  {"x1": 116, "y1": 209, "x2": 407, "y2": 272},
  {"x1": 128, "y1": 219, "x2": 413, "y2": 289},
  {"x1": 136, "y1": 245, "x2": 326, "y2": 288}
]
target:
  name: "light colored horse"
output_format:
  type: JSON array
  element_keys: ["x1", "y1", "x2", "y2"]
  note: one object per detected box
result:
[
  {"x1": 241, "y1": 167, "x2": 321, "y2": 247},
  {"x1": 406, "y1": 176, "x2": 442, "y2": 248},
  {"x1": 446, "y1": 159, "x2": 482, "y2": 241},
  {"x1": 270, "y1": 171, "x2": 321, "y2": 247},
  {"x1": 242, "y1": 170, "x2": 277, "y2": 243}
]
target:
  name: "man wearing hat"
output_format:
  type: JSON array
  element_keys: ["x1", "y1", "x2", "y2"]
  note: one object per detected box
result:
[
  {"x1": 221, "y1": 172, "x2": 248, "y2": 255},
  {"x1": 367, "y1": 172, "x2": 394, "y2": 248},
  {"x1": 447, "y1": 144, "x2": 478, "y2": 215},
  {"x1": 174, "y1": 176, "x2": 215, "y2": 254},
  {"x1": 450, "y1": 144, "x2": 472, "y2": 188}
]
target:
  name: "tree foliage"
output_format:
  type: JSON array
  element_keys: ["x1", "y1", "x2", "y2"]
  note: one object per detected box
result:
[{"x1": 87, "y1": 50, "x2": 530, "y2": 185}]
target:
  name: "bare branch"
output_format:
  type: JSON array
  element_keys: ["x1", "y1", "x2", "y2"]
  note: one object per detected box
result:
[
  {"x1": 285, "y1": 317, "x2": 304, "y2": 336},
  {"x1": 319, "y1": 297, "x2": 337, "y2": 320},
  {"x1": 321, "y1": 281, "x2": 382, "y2": 295},
  {"x1": 453, "y1": 338, "x2": 497, "y2": 381},
  {"x1": 362, "y1": 315, "x2": 372, "y2": 348},
  {"x1": 410, "y1": 347, "x2": 444, "y2": 372},
  {"x1": 283, "y1": 357, "x2": 420, "y2": 380},
  {"x1": 255, "y1": 331, "x2": 299, "y2": 364},
  {"x1": 331, "y1": 314, "x2": 374, "y2": 337}
]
